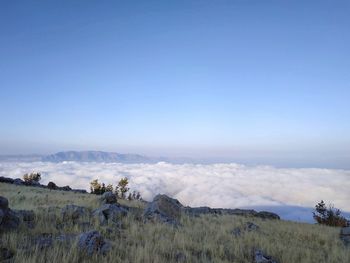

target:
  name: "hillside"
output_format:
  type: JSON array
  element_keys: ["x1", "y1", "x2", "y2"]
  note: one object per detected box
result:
[{"x1": 0, "y1": 182, "x2": 349, "y2": 263}]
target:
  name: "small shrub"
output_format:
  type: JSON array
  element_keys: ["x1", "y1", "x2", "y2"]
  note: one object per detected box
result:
[
  {"x1": 23, "y1": 172, "x2": 41, "y2": 183},
  {"x1": 313, "y1": 200, "x2": 349, "y2": 227},
  {"x1": 115, "y1": 177, "x2": 129, "y2": 199}
]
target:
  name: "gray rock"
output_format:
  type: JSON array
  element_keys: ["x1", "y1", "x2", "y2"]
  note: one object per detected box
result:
[
  {"x1": 143, "y1": 194, "x2": 183, "y2": 225},
  {"x1": 0, "y1": 196, "x2": 8, "y2": 210},
  {"x1": 100, "y1": 192, "x2": 117, "y2": 204},
  {"x1": 0, "y1": 197, "x2": 20, "y2": 231},
  {"x1": 175, "y1": 252, "x2": 187, "y2": 262},
  {"x1": 245, "y1": 222, "x2": 260, "y2": 232},
  {"x1": 0, "y1": 247, "x2": 14, "y2": 261},
  {"x1": 13, "y1": 178, "x2": 24, "y2": 185},
  {"x1": 35, "y1": 234, "x2": 53, "y2": 250},
  {"x1": 340, "y1": 226, "x2": 350, "y2": 246},
  {"x1": 61, "y1": 205, "x2": 89, "y2": 223},
  {"x1": 92, "y1": 204, "x2": 128, "y2": 225},
  {"x1": 254, "y1": 250, "x2": 279, "y2": 263},
  {"x1": 0, "y1": 177, "x2": 14, "y2": 184},
  {"x1": 77, "y1": 231, "x2": 111, "y2": 255}
]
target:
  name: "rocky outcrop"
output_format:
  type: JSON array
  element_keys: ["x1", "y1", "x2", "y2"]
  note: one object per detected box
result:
[
  {"x1": 100, "y1": 192, "x2": 117, "y2": 204},
  {"x1": 143, "y1": 194, "x2": 183, "y2": 225},
  {"x1": 61, "y1": 205, "x2": 89, "y2": 223},
  {"x1": 256, "y1": 211, "x2": 280, "y2": 220},
  {"x1": 77, "y1": 231, "x2": 111, "y2": 255},
  {"x1": 340, "y1": 226, "x2": 350, "y2": 246},
  {"x1": 182, "y1": 206, "x2": 280, "y2": 220},
  {"x1": 0, "y1": 176, "x2": 87, "y2": 193},
  {"x1": 254, "y1": 250, "x2": 279, "y2": 263},
  {"x1": 92, "y1": 204, "x2": 128, "y2": 225}
]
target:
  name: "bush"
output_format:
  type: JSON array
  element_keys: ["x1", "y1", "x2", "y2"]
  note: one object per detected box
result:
[
  {"x1": 115, "y1": 177, "x2": 129, "y2": 199},
  {"x1": 23, "y1": 172, "x2": 41, "y2": 183},
  {"x1": 313, "y1": 200, "x2": 349, "y2": 227}
]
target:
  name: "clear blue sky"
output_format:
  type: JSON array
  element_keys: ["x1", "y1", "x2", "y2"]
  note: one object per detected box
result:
[{"x1": 1, "y1": 1, "x2": 349, "y2": 168}]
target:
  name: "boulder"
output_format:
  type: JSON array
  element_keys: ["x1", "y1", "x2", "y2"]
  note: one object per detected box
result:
[
  {"x1": 47, "y1": 181, "x2": 58, "y2": 190},
  {"x1": 340, "y1": 226, "x2": 350, "y2": 246},
  {"x1": 0, "y1": 196, "x2": 20, "y2": 231},
  {"x1": 143, "y1": 194, "x2": 183, "y2": 225},
  {"x1": 13, "y1": 178, "x2": 24, "y2": 185},
  {"x1": 77, "y1": 231, "x2": 111, "y2": 255},
  {"x1": 254, "y1": 250, "x2": 279, "y2": 263},
  {"x1": 0, "y1": 196, "x2": 9, "y2": 210},
  {"x1": 256, "y1": 211, "x2": 280, "y2": 220},
  {"x1": 100, "y1": 192, "x2": 117, "y2": 204},
  {"x1": 0, "y1": 209, "x2": 20, "y2": 230},
  {"x1": 61, "y1": 205, "x2": 89, "y2": 223},
  {"x1": 92, "y1": 204, "x2": 128, "y2": 225}
]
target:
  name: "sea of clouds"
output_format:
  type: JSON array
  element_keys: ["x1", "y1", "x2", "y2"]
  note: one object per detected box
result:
[{"x1": 1, "y1": 161, "x2": 349, "y2": 223}]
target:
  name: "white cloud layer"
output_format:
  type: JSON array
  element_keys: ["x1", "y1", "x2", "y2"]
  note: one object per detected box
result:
[{"x1": 1, "y1": 161, "x2": 349, "y2": 222}]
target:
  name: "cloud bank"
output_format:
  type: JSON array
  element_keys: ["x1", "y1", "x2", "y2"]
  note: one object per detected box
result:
[{"x1": 1, "y1": 161, "x2": 349, "y2": 222}]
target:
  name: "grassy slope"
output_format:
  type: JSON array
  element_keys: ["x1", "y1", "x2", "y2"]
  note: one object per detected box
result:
[{"x1": 0, "y1": 182, "x2": 349, "y2": 263}]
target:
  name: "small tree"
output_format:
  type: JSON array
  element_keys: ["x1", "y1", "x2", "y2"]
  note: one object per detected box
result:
[
  {"x1": 313, "y1": 200, "x2": 349, "y2": 227},
  {"x1": 116, "y1": 177, "x2": 129, "y2": 199},
  {"x1": 23, "y1": 172, "x2": 41, "y2": 183},
  {"x1": 90, "y1": 179, "x2": 102, "y2": 195}
]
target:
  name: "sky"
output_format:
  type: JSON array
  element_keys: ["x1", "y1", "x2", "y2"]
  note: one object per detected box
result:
[{"x1": 1, "y1": 1, "x2": 350, "y2": 168}]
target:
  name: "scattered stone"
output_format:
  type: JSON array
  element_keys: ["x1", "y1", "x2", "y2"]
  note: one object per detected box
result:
[
  {"x1": 143, "y1": 194, "x2": 183, "y2": 225},
  {"x1": 340, "y1": 226, "x2": 350, "y2": 246},
  {"x1": 77, "y1": 231, "x2": 111, "y2": 255},
  {"x1": 254, "y1": 250, "x2": 279, "y2": 263},
  {"x1": 245, "y1": 222, "x2": 260, "y2": 232},
  {"x1": 92, "y1": 204, "x2": 128, "y2": 225},
  {"x1": 175, "y1": 252, "x2": 187, "y2": 262},
  {"x1": 0, "y1": 247, "x2": 14, "y2": 261},
  {"x1": 100, "y1": 192, "x2": 117, "y2": 204},
  {"x1": 61, "y1": 205, "x2": 89, "y2": 223},
  {"x1": 256, "y1": 211, "x2": 280, "y2": 220}
]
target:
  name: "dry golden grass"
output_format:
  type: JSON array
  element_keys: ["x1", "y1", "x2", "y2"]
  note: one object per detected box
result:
[{"x1": 0, "y1": 182, "x2": 349, "y2": 263}]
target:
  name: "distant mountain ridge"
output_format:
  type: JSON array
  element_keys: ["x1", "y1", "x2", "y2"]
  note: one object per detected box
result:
[{"x1": 41, "y1": 151, "x2": 163, "y2": 163}]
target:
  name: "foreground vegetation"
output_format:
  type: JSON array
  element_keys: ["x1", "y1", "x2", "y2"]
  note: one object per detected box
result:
[{"x1": 0, "y1": 182, "x2": 349, "y2": 263}]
